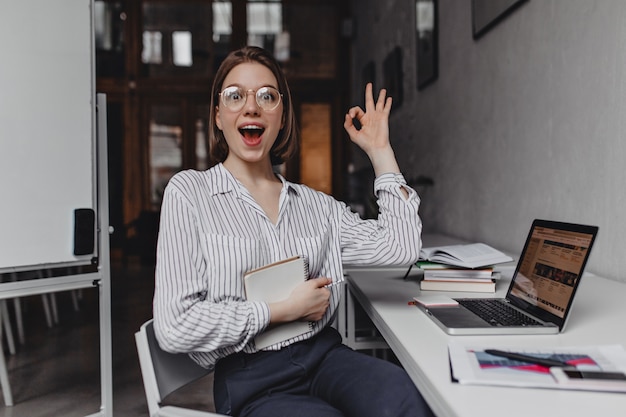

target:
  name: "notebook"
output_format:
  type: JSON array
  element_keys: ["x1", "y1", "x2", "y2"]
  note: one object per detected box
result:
[
  {"x1": 244, "y1": 255, "x2": 312, "y2": 348},
  {"x1": 417, "y1": 219, "x2": 598, "y2": 335}
]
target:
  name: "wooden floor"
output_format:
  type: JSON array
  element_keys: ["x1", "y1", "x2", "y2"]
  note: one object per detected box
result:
[{"x1": 0, "y1": 260, "x2": 215, "y2": 417}]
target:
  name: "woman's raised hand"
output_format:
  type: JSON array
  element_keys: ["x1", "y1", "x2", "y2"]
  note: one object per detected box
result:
[
  {"x1": 343, "y1": 83, "x2": 392, "y2": 156},
  {"x1": 343, "y1": 83, "x2": 403, "y2": 178}
]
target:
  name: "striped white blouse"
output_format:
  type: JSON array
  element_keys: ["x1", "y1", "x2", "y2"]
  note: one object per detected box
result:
[{"x1": 153, "y1": 163, "x2": 422, "y2": 370}]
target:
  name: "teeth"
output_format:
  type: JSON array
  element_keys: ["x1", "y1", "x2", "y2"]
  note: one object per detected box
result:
[{"x1": 239, "y1": 125, "x2": 265, "y2": 139}]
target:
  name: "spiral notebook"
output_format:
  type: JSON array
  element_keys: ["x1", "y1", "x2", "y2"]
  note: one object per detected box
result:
[{"x1": 244, "y1": 255, "x2": 311, "y2": 349}]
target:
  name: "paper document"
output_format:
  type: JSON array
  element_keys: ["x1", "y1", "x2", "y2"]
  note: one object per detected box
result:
[
  {"x1": 449, "y1": 342, "x2": 626, "y2": 392},
  {"x1": 420, "y1": 243, "x2": 513, "y2": 269}
]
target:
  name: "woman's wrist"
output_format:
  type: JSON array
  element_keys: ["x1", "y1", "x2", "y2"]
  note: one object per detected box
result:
[
  {"x1": 268, "y1": 299, "x2": 298, "y2": 324},
  {"x1": 368, "y1": 146, "x2": 401, "y2": 177}
]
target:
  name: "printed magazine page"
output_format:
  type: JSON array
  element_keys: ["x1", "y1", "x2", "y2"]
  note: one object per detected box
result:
[{"x1": 449, "y1": 342, "x2": 626, "y2": 392}]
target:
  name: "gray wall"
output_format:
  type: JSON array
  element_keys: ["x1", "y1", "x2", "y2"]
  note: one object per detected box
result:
[{"x1": 350, "y1": 0, "x2": 626, "y2": 283}]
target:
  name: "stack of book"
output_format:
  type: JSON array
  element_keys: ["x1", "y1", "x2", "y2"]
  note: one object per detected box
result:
[
  {"x1": 417, "y1": 262, "x2": 499, "y2": 293},
  {"x1": 417, "y1": 243, "x2": 513, "y2": 293}
]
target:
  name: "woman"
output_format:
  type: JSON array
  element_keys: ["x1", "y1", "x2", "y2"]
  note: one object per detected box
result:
[{"x1": 153, "y1": 46, "x2": 432, "y2": 417}]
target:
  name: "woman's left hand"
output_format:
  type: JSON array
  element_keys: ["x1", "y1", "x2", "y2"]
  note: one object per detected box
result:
[
  {"x1": 343, "y1": 83, "x2": 392, "y2": 156},
  {"x1": 343, "y1": 83, "x2": 403, "y2": 178}
]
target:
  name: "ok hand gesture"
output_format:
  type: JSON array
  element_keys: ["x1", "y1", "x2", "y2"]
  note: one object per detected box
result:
[
  {"x1": 344, "y1": 83, "x2": 401, "y2": 177},
  {"x1": 344, "y1": 83, "x2": 392, "y2": 156}
]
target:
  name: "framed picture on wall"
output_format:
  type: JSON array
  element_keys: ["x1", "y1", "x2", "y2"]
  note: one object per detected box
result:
[
  {"x1": 416, "y1": 0, "x2": 438, "y2": 90},
  {"x1": 472, "y1": 0, "x2": 528, "y2": 39}
]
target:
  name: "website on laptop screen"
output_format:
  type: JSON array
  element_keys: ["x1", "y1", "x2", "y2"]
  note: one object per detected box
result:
[{"x1": 509, "y1": 226, "x2": 595, "y2": 318}]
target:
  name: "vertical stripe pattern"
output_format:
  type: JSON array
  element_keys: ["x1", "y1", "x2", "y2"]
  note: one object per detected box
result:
[{"x1": 153, "y1": 163, "x2": 422, "y2": 369}]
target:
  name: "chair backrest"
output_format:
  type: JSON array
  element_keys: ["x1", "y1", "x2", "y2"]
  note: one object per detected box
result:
[{"x1": 135, "y1": 319, "x2": 211, "y2": 416}]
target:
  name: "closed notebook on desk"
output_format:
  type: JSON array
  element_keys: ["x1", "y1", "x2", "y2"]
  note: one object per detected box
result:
[
  {"x1": 416, "y1": 220, "x2": 598, "y2": 335},
  {"x1": 244, "y1": 256, "x2": 312, "y2": 349}
]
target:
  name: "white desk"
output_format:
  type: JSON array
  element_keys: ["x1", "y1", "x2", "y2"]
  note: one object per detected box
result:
[{"x1": 344, "y1": 259, "x2": 626, "y2": 416}]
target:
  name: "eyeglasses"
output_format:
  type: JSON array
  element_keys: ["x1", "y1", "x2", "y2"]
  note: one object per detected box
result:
[{"x1": 219, "y1": 86, "x2": 283, "y2": 112}]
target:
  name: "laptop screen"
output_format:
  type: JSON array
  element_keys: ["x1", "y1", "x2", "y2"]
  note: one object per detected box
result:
[{"x1": 506, "y1": 220, "x2": 598, "y2": 328}]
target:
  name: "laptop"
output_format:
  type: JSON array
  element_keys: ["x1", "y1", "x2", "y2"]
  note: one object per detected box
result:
[{"x1": 418, "y1": 219, "x2": 599, "y2": 335}]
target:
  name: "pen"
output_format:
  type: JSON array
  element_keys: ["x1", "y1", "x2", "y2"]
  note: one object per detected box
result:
[
  {"x1": 484, "y1": 349, "x2": 570, "y2": 368},
  {"x1": 325, "y1": 280, "x2": 347, "y2": 288}
]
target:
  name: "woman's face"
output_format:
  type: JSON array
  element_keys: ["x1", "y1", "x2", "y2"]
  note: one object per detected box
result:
[{"x1": 215, "y1": 62, "x2": 284, "y2": 166}]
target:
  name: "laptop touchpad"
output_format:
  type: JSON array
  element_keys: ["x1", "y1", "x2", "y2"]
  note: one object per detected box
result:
[{"x1": 430, "y1": 306, "x2": 490, "y2": 328}]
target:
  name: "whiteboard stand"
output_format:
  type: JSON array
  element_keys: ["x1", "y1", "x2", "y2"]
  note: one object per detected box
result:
[
  {"x1": 0, "y1": 2, "x2": 112, "y2": 414},
  {"x1": 0, "y1": 95, "x2": 113, "y2": 416},
  {"x1": 92, "y1": 93, "x2": 113, "y2": 417}
]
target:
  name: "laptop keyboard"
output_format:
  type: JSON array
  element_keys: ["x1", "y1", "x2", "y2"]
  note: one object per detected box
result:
[{"x1": 456, "y1": 299, "x2": 544, "y2": 327}]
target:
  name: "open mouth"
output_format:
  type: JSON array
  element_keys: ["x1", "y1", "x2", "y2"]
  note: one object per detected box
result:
[{"x1": 239, "y1": 125, "x2": 265, "y2": 141}]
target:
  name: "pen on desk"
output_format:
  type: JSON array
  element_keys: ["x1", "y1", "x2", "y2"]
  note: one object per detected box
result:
[{"x1": 484, "y1": 349, "x2": 570, "y2": 368}]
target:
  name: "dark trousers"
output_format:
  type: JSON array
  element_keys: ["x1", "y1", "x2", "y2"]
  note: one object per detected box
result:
[{"x1": 214, "y1": 327, "x2": 434, "y2": 417}]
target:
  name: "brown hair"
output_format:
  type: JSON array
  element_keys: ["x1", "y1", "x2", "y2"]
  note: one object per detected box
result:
[{"x1": 208, "y1": 46, "x2": 299, "y2": 165}]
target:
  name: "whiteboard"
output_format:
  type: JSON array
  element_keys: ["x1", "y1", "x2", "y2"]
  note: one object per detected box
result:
[{"x1": 0, "y1": 0, "x2": 95, "y2": 271}]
